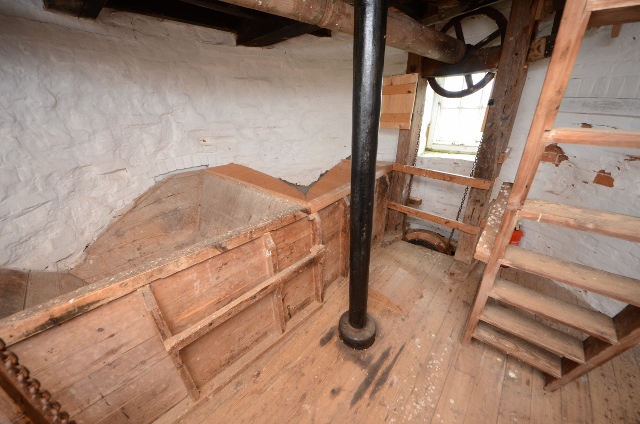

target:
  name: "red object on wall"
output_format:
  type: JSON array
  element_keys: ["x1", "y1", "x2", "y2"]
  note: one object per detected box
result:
[{"x1": 509, "y1": 229, "x2": 524, "y2": 246}]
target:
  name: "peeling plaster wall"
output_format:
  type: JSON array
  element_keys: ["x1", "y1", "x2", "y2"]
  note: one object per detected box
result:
[
  {"x1": 499, "y1": 23, "x2": 640, "y2": 316},
  {"x1": 0, "y1": 0, "x2": 406, "y2": 271}
]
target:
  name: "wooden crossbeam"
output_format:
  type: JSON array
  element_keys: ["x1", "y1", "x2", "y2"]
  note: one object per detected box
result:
[
  {"x1": 392, "y1": 164, "x2": 492, "y2": 189},
  {"x1": 387, "y1": 202, "x2": 480, "y2": 234}
]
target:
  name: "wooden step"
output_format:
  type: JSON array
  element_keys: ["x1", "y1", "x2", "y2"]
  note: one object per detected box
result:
[
  {"x1": 543, "y1": 127, "x2": 640, "y2": 149},
  {"x1": 518, "y1": 199, "x2": 640, "y2": 243},
  {"x1": 489, "y1": 278, "x2": 618, "y2": 343},
  {"x1": 481, "y1": 302, "x2": 586, "y2": 363},
  {"x1": 472, "y1": 321, "x2": 563, "y2": 378},
  {"x1": 502, "y1": 246, "x2": 640, "y2": 307}
]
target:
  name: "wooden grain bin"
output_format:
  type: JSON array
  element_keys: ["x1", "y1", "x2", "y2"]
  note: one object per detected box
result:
[{"x1": 0, "y1": 161, "x2": 392, "y2": 423}]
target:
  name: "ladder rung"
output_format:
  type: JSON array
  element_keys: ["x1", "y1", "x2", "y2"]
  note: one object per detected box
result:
[
  {"x1": 518, "y1": 199, "x2": 640, "y2": 243},
  {"x1": 587, "y1": 0, "x2": 639, "y2": 12},
  {"x1": 481, "y1": 302, "x2": 586, "y2": 364},
  {"x1": 543, "y1": 127, "x2": 640, "y2": 149},
  {"x1": 502, "y1": 246, "x2": 640, "y2": 308},
  {"x1": 473, "y1": 322, "x2": 563, "y2": 378},
  {"x1": 489, "y1": 278, "x2": 618, "y2": 343}
]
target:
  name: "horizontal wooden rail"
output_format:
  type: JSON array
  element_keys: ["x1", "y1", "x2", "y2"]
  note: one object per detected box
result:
[
  {"x1": 392, "y1": 163, "x2": 492, "y2": 189},
  {"x1": 164, "y1": 245, "x2": 325, "y2": 353},
  {"x1": 586, "y1": 0, "x2": 638, "y2": 11},
  {"x1": 387, "y1": 202, "x2": 480, "y2": 234},
  {"x1": 543, "y1": 127, "x2": 640, "y2": 149}
]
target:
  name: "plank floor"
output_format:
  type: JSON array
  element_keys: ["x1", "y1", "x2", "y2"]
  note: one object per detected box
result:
[
  {"x1": 0, "y1": 269, "x2": 87, "y2": 320},
  {"x1": 153, "y1": 241, "x2": 637, "y2": 423}
]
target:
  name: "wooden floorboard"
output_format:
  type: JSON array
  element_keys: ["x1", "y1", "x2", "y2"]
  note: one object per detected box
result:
[{"x1": 157, "y1": 241, "x2": 640, "y2": 424}]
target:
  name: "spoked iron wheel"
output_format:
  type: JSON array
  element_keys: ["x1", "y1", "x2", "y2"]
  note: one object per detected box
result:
[{"x1": 427, "y1": 7, "x2": 507, "y2": 98}]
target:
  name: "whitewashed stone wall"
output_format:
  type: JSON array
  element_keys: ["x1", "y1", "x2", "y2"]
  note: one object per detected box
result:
[{"x1": 0, "y1": 0, "x2": 406, "y2": 271}]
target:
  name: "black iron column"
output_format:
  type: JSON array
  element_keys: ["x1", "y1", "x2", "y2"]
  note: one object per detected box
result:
[{"x1": 338, "y1": 0, "x2": 387, "y2": 350}]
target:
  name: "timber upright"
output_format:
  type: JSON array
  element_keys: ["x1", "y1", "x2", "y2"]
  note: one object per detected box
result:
[{"x1": 338, "y1": 0, "x2": 387, "y2": 349}]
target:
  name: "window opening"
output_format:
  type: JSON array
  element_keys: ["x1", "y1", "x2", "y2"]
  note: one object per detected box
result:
[{"x1": 424, "y1": 73, "x2": 494, "y2": 155}]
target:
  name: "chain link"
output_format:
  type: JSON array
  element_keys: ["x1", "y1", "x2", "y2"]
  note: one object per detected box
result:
[
  {"x1": 0, "y1": 338, "x2": 75, "y2": 424},
  {"x1": 447, "y1": 132, "x2": 485, "y2": 245}
]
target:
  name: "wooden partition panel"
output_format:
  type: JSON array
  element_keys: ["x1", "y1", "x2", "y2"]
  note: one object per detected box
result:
[
  {"x1": 151, "y1": 238, "x2": 270, "y2": 334},
  {"x1": 271, "y1": 218, "x2": 315, "y2": 269},
  {"x1": 9, "y1": 294, "x2": 187, "y2": 423},
  {"x1": 180, "y1": 296, "x2": 278, "y2": 389}
]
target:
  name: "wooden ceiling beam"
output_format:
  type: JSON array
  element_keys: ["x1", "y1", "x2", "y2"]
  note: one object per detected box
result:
[
  {"x1": 215, "y1": 0, "x2": 466, "y2": 63},
  {"x1": 105, "y1": 0, "x2": 242, "y2": 34},
  {"x1": 421, "y1": 45, "x2": 501, "y2": 77},
  {"x1": 237, "y1": 19, "x2": 326, "y2": 47},
  {"x1": 179, "y1": 0, "x2": 264, "y2": 21},
  {"x1": 420, "y1": 0, "x2": 501, "y2": 26},
  {"x1": 80, "y1": 0, "x2": 109, "y2": 19}
]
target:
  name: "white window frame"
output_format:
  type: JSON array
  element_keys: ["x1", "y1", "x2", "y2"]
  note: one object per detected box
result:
[{"x1": 423, "y1": 74, "x2": 494, "y2": 155}]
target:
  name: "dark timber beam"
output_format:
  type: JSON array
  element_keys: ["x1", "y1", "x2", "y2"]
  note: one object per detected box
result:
[
  {"x1": 421, "y1": 45, "x2": 502, "y2": 77},
  {"x1": 339, "y1": 0, "x2": 387, "y2": 350},
  {"x1": 237, "y1": 18, "x2": 327, "y2": 46},
  {"x1": 106, "y1": 0, "x2": 242, "y2": 34},
  {"x1": 454, "y1": 0, "x2": 541, "y2": 264},
  {"x1": 420, "y1": 0, "x2": 501, "y2": 26},
  {"x1": 216, "y1": 0, "x2": 466, "y2": 63},
  {"x1": 80, "y1": 0, "x2": 109, "y2": 19},
  {"x1": 179, "y1": 0, "x2": 265, "y2": 20}
]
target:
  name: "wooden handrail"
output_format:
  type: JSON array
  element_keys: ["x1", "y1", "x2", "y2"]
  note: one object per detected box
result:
[
  {"x1": 392, "y1": 163, "x2": 492, "y2": 189},
  {"x1": 387, "y1": 202, "x2": 480, "y2": 234}
]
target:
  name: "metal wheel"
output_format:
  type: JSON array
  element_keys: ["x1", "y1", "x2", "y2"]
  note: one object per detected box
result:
[{"x1": 427, "y1": 7, "x2": 507, "y2": 98}]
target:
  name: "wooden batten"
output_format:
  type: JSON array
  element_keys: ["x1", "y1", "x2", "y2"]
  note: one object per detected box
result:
[
  {"x1": 387, "y1": 201, "x2": 481, "y2": 235},
  {"x1": 381, "y1": 74, "x2": 419, "y2": 130}
]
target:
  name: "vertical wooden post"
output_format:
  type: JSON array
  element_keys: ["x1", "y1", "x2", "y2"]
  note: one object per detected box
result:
[
  {"x1": 454, "y1": 0, "x2": 541, "y2": 264},
  {"x1": 385, "y1": 54, "x2": 428, "y2": 236}
]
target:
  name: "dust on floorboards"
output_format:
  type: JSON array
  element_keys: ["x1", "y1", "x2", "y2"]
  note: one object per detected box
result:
[{"x1": 158, "y1": 241, "x2": 640, "y2": 424}]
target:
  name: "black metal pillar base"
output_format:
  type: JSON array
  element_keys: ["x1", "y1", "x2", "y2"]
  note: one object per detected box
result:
[{"x1": 338, "y1": 311, "x2": 376, "y2": 350}]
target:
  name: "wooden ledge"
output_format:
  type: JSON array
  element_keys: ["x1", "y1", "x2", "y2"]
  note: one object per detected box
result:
[{"x1": 206, "y1": 160, "x2": 393, "y2": 213}]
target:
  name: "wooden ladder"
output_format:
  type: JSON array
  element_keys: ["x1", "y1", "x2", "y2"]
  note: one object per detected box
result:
[{"x1": 463, "y1": 0, "x2": 640, "y2": 391}]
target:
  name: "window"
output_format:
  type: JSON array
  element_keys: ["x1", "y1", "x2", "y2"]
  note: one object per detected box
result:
[{"x1": 424, "y1": 74, "x2": 494, "y2": 154}]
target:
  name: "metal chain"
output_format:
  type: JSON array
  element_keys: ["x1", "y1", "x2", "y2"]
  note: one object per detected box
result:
[
  {"x1": 0, "y1": 338, "x2": 75, "y2": 424},
  {"x1": 447, "y1": 132, "x2": 485, "y2": 245}
]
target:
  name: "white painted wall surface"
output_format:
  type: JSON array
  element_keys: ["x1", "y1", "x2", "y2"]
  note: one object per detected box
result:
[{"x1": 0, "y1": 0, "x2": 406, "y2": 271}]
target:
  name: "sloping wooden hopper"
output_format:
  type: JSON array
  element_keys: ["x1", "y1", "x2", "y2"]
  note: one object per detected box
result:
[
  {"x1": 0, "y1": 162, "x2": 392, "y2": 423},
  {"x1": 73, "y1": 169, "x2": 309, "y2": 284}
]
